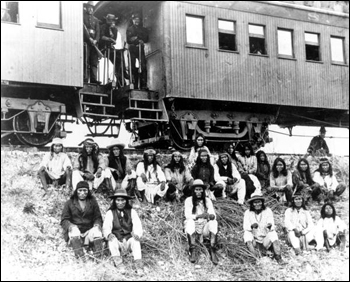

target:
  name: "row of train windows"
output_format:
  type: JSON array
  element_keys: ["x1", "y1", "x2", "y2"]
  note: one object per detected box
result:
[{"x1": 186, "y1": 15, "x2": 347, "y2": 64}]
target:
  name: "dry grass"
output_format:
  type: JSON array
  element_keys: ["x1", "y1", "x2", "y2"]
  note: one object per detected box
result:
[{"x1": 1, "y1": 149, "x2": 349, "y2": 281}]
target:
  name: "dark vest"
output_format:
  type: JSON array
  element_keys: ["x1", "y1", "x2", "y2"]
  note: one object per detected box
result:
[
  {"x1": 112, "y1": 209, "x2": 133, "y2": 241},
  {"x1": 218, "y1": 163, "x2": 232, "y2": 177}
]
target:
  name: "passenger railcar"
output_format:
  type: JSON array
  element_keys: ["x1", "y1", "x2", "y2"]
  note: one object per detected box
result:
[{"x1": 1, "y1": 1, "x2": 349, "y2": 149}]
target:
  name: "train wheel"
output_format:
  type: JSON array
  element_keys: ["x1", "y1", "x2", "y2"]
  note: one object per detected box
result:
[{"x1": 13, "y1": 112, "x2": 57, "y2": 146}]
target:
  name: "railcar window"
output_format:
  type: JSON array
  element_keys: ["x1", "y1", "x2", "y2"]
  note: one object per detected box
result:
[
  {"x1": 37, "y1": 1, "x2": 61, "y2": 29},
  {"x1": 248, "y1": 24, "x2": 266, "y2": 55},
  {"x1": 186, "y1": 15, "x2": 204, "y2": 46},
  {"x1": 330, "y1": 36, "x2": 345, "y2": 64},
  {"x1": 305, "y1": 32, "x2": 320, "y2": 61},
  {"x1": 218, "y1": 20, "x2": 236, "y2": 51},
  {"x1": 1, "y1": 1, "x2": 19, "y2": 23},
  {"x1": 277, "y1": 29, "x2": 294, "y2": 57}
]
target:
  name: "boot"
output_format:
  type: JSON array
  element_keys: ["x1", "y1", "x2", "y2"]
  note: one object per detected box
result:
[
  {"x1": 209, "y1": 232, "x2": 219, "y2": 265},
  {"x1": 65, "y1": 168, "x2": 72, "y2": 190},
  {"x1": 187, "y1": 234, "x2": 197, "y2": 263},
  {"x1": 247, "y1": 241, "x2": 259, "y2": 257},
  {"x1": 136, "y1": 189, "x2": 145, "y2": 202},
  {"x1": 272, "y1": 241, "x2": 286, "y2": 264},
  {"x1": 294, "y1": 248, "x2": 301, "y2": 256},
  {"x1": 106, "y1": 178, "x2": 113, "y2": 194},
  {"x1": 70, "y1": 236, "x2": 85, "y2": 260},
  {"x1": 92, "y1": 238, "x2": 104, "y2": 259},
  {"x1": 323, "y1": 231, "x2": 331, "y2": 252},
  {"x1": 339, "y1": 233, "x2": 346, "y2": 252},
  {"x1": 38, "y1": 170, "x2": 48, "y2": 191}
]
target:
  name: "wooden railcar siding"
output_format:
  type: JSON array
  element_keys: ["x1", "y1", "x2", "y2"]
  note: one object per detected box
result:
[
  {"x1": 165, "y1": 1, "x2": 348, "y2": 110},
  {"x1": 1, "y1": 2, "x2": 83, "y2": 87}
]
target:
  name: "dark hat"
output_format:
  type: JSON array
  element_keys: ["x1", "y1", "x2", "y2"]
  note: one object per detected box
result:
[
  {"x1": 109, "y1": 189, "x2": 132, "y2": 200},
  {"x1": 131, "y1": 13, "x2": 141, "y2": 19},
  {"x1": 246, "y1": 194, "x2": 265, "y2": 204},
  {"x1": 320, "y1": 126, "x2": 326, "y2": 133},
  {"x1": 105, "y1": 14, "x2": 117, "y2": 22},
  {"x1": 106, "y1": 139, "x2": 125, "y2": 150},
  {"x1": 78, "y1": 138, "x2": 97, "y2": 147},
  {"x1": 76, "y1": 181, "x2": 90, "y2": 190},
  {"x1": 190, "y1": 179, "x2": 207, "y2": 189},
  {"x1": 84, "y1": 1, "x2": 94, "y2": 8}
]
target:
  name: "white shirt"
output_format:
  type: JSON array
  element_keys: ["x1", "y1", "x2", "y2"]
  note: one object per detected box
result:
[
  {"x1": 243, "y1": 208, "x2": 275, "y2": 243},
  {"x1": 136, "y1": 162, "x2": 165, "y2": 184},
  {"x1": 313, "y1": 172, "x2": 339, "y2": 191},
  {"x1": 284, "y1": 207, "x2": 314, "y2": 234},
  {"x1": 39, "y1": 152, "x2": 72, "y2": 179}
]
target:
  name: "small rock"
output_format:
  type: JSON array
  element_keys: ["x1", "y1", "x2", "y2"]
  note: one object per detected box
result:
[{"x1": 194, "y1": 264, "x2": 201, "y2": 269}]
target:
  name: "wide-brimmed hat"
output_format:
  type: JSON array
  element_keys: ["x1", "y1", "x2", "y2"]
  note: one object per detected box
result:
[
  {"x1": 105, "y1": 14, "x2": 117, "y2": 22},
  {"x1": 78, "y1": 138, "x2": 97, "y2": 147},
  {"x1": 144, "y1": 148, "x2": 156, "y2": 155},
  {"x1": 190, "y1": 179, "x2": 207, "y2": 189},
  {"x1": 109, "y1": 189, "x2": 132, "y2": 200},
  {"x1": 319, "y1": 126, "x2": 326, "y2": 133},
  {"x1": 83, "y1": 1, "x2": 94, "y2": 8},
  {"x1": 51, "y1": 138, "x2": 64, "y2": 145},
  {"x1": 246, "y1": 194, "x2": 265, "y2": 204},
  {"x1": 107, "y1": 139, "x2": 125, "y2": 150}
]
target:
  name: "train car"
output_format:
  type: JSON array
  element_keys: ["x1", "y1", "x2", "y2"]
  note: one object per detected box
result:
[{"x1": 1, "y1": 1, "x2": 349, "y2": 149}]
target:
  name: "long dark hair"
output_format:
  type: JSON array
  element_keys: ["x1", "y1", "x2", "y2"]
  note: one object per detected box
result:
[
  {"x1": 191, "y1": 186, "x2": 207, "y2": 214},
  {"x1": 142, "y1": 152, "x2": 158, "y2": 172},
  {"x1": 193, "y1": 133, "x2": 207, "y2": 151},
  {"x1": 240, "y1": 142, "x2": 255, "y2": 157},
  {"x1": 108, "y1": 146, "x2": 127, "y2": 171},
  {"x1": 71, "y1": 188, "x2": 93, "y2": 200},
  {"x1": 316, "y1": 161, "x2": 333, "y2": 177},
  {"x1": 224, "y1": 142, "x2": 238, "y2": 162},
  {"x1": 79, "y1": 144, "x2": 99, "y2": 173},
  {"x1": 296, "y1": 158, "x2": 314, "y2": 186},
  {"x1": 191, "y1": 149, "x2": 214, "y2": 178},
  {"x1": 272, "y1": 157, "x2": 288, "y2": 178},
  {"x1": 291, "y1": 196, "x2": 307, "y2": 210},
  {"x1": 165, "y1": 154, "x2": 186, "y2": 174},
  {"x1": 216, "y1": 155, "x2": 233, "y2": 177},
  {"x1": 256, "y1": 150, "x2": 270, "y2": 171},
  {"x1": 249, "y1": 200, "x2": 266, "y2": 211},
  {"x1": 108, "y1": 197, "x2": 133, "y2": 211},
  {"x1": 320, "y1": 202, "x2": 336, "y2": 220},
  {"x1": 50, "y1": 143, "x2": 64, "y2": 160}
]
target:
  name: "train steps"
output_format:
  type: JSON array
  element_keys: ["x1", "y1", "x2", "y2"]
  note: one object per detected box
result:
[{"x1": 125, "y1": 90, "x2": 168, "y2": 123}]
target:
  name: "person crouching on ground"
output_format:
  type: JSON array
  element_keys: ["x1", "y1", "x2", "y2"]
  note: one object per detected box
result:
[
  {"x1": 214, "y1": 152, "x2": 246, "y2": 204},
  {"x1": 38, "y1": 138, "x2": 72, "y2": 190},
  {"x1": 61, "y1": 181, "x2": 104, "y2": 260},
  {"x1": 72, "y1": 138, "x2": 113, "y2": 191},
  {"x1": 243, "y1": 194, "x2": 286, "y2": 264},
  {"x1": 315, "y1": 202, "x2": 346, "y2": 252},
  {"x1": 184, "y1": 179, "x2": 219, "y2": 265},
  {"x1": 284, "y1": 193, "x2": 315, "y2": 255},
  {"x1": 103, "y1": 189, "x2": 144, "y2": 275},
  {"x1": 136, "y1": 149, "x2": 170, "y2": 204},
  {"x1": 164, "y1": 151, "x2": 194, "y2": 202}
]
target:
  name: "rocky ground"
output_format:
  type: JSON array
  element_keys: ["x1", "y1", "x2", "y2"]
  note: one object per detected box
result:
[{"x1": 1, "y1": 149, "x2": 349, "y2": 281}]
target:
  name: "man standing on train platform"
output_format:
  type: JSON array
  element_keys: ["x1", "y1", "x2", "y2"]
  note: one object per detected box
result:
[
  {"x1": 83, "y1": 1, "x2": 101, "y2": 84},
  {"x1": 126, "y1": 13, "x2": 149, "y2": 89},
  {"x1": 307, "y1": 126, "x2": 330, "y2": 157}
]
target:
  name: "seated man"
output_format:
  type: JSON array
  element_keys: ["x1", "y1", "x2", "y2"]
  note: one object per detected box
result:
[
  {"x1": 38, "y1": 138, "x2": 72, "y2": 190},
  {"x1": 106, "y1": 139, "x2": 136, "y2": 195},
  {"x1": 103, "y1": 189, "x2": 144, "y2": 275},
  {"x1": 284, "y1": 193, "x2": 315, "y2": 255},
  {"x1": 214, "y1": 152, "x2": 246, "y2": 204},
  {"x1": 136, "y1": 149, "x2": 171, "y2": 204},
  {"x1": 164, "y1": 151, "x2": 193, "y2": 202},
  {"x1": 61, "y1": 181, "x2": 104, "y2": 260},
  {"x1": 243, "y1": 193, "x2": 285, "y2": 264},
  {"x1": 72, "y1": 138, "x2": 113, "y2": 191},
  {"x1": 184, "y1": 179, "x2": 219, "y2": 265},
  {"x1": 315, "y1": 202, "x2": 346, "y2": 252}
]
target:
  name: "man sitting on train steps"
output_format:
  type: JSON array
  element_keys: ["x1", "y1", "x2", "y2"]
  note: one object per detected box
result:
[
  {"x1": 72, "y1": 138, "x2": 113, "y2": 192},
  {"x1": 307, "y1": 126, "x2": 330, "y2": 157},
  {"x1": 38, "y1": 138, "x2": 72, "y2": 191}
]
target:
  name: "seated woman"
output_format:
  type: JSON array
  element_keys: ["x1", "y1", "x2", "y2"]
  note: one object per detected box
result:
[
  {"x1": 164, "y1": 151, "x2": 193, "y2": 202},
  {"x1": 268, "y1": 157, "x2": 293, "y2": 205},
  {"x1": 191, "y1": 149, "x2": 217, "y2": 200},
  {"x1": 224, "y1": 142, "x2": 242, "y2": 170},
  {"x1": 184, "y1": 179, "x2": 219, "y2": 265},
  {"x1": 214, "y1": 152, "x2": 246, "y2": 204},
  {"x1": 284, "y1": 193, "x2": 315, "y2": 255},
  {"x1": 237, "y1": 143, "x2": 261, "y2": 199},
  {"x1": 188, "y1": 134, "x2": 214, "y2": 170},
  {"x1": 243, "y1": 193, "x2": 285, "y2": 264},
  {"x1": 255, "y1": 151, "x2": 270, "y2": 191},
  {"x1": 312, "y1": 157, "x2": 346, "y2": 203},
  {"x1": 106, "y1": 139, "x2": 136, "y2": 194},
  {"x1": 315, "y1": 202, "x2": 346, "y2": 252},
  {"x1": 292, "y1": 158, "x2": 320, "y2": 204}
]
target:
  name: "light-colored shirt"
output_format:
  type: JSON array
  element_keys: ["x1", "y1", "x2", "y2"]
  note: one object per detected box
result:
[
  {"x1": 313, "y1": 172, "x2": 339, "y2": 192},
  {"x1": 164, "y1": 166, "x2": 193, "y2": 190},
  {"x1": 184, "y1": 197, "x2": 216, "y2": 221},
  {"x1": 237, "y1": 155, "x2": 257, "y2": 174},
  {"x1": 270, "y1": 171, "x2": 293, "y2": 188},
  {"x1": 136, "y1": 162, "x2": 165, "y2": 184},
  {"x1": 103, "y1": 209, "x2": 143, "y2": 239},
  {"x1": 243, "y1": 208, "x2": 275, "y2": 243},
  {"x1": 39, "y1": 152, "x2": 72, "y2": 179},
  {"x1": 284, "y1": 208, "x2": 314, "y2": 235},
  {"x1": 316, "y1": 216, "x2": 346, "y2": 245}
]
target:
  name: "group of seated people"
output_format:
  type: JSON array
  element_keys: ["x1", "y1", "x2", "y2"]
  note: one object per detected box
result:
[{"x1": 37, "y1": 136, "x2": 347, "y2": 271}]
